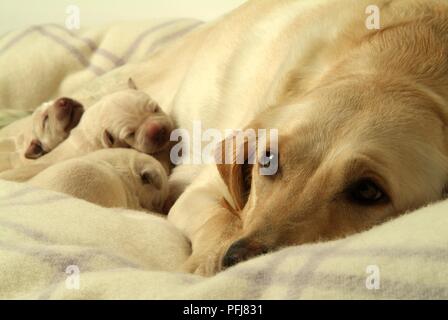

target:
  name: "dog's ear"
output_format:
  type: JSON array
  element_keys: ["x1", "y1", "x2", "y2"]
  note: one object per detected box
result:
[
  {"x1": 128, "y1": 78, "x2": 138, "y2": 90},
  {"x1": 24, "y1": 139, "x2": 46, "y2": 159},
  {"x1": 215, "y1": 133, "x2": 255, "y2": 211},
  {"x1": 101, "y1": 129, "x2": 116, "y2": 148}
]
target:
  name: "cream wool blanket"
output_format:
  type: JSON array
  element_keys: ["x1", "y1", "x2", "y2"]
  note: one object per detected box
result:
[
  {"x1": 1, "y1": 21, "x2": 448, "y2": 299},
  {"x1": 0, "y1": 19, "x2": 202, "y2": 113},
  {"x1": 1, "y1": 179, "x2": 448, "y2": 299}
]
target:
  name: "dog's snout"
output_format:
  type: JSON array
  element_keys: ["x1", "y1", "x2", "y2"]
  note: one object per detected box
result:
[
  {"x1": 56, "y1": 97, "x2": 75, "y2": 110},
  {"x1": 55, "y1": 97, "x2": 81, "y2": 119},
  {"x1": 56, "y1": 97, "x2": 69, "y2": 107},
  {"x1": 222, "y1": 239, "x2": 269, "y2": 269},
  {"x1": 145, "y1": 123, "x2": 170, "y2": 146}
]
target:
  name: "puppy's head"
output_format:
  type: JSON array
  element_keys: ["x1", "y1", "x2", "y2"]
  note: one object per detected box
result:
[
  {"x1": 129, "y1": 152, "x2": 169, "y2": 212},
  {"x1": 218, "y1": 76, "x2": 448, "y2": 269},
  {"x1": 27, "y1": 98, "x2": 84, "y2": 159},
  {"x1": 95, "y1": 90, "x2": 174, "y2": 154}
]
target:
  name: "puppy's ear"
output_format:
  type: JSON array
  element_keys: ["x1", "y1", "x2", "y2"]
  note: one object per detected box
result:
[
  {"x1": 24, "y1": 139, "x2": 46, "y2": 159},
  {"x1": 128, "y1": 78, "x2": 138, "y2": 90},
  {"x1": 215, "y1": 133, "x2": 255, "y2": 211},
  {"x1": 101, "y1": 129, "x2": 116, "y2": 148}
]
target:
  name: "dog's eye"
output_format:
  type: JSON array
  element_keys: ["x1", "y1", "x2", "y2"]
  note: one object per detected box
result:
[
  {"x1": 259, "y1": 151, "x2": 274, "y2": 167},
  {"x1": 347, "y1": 178, "x2": 387, "y2": 205},
  {"x1": 153, "y1": 105, "x2": 160, "y2": 113},
  {"x1": 43, "y1": 114, "x2": 49, "y2": 128},
  {"x1": 126, "y1": 131, "x2": 135, "y2": 140},
  {"x1": 258, "y1": 151, "x2": 278, "y2": 176}
]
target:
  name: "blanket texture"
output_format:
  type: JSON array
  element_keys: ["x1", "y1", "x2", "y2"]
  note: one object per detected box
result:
[
  {"x1": 1, "y1": 179, "x2": 448, "y2": 299},
  {"x1": 0, "y1": 19, "x2": 202, "y2": 115},
  {"x1": 1, "y1": 20, "x2": 448, "y2": 300}
]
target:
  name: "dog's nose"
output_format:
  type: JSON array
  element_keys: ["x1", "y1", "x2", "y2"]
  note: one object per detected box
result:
[
  {"x1": 145, "y1": 123, "x2": 170, "y2": 146},
  {"x1": 55, "y1": 97, "x2": 80, "y2": 120},
  {"x1": 222, "y1": 238, "x2": 269, "y2": 269}
]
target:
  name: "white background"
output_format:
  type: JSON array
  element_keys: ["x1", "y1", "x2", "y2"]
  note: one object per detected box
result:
[{"x1": 0, "y1": 0, "x2": 246, "y2": 34}]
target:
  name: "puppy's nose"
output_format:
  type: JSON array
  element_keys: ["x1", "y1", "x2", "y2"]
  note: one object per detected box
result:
[
  {"x1": 222, "y1": 238, "x2": 269, "y2": 269},
  {"x1": 55, "y1": 97, "x2": 79, "y2": 120},
  {"x1": 145, "y1": 123, "x2": 170, "y2": 147}
]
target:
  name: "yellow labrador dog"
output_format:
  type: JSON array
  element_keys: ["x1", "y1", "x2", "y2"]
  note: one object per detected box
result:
[
  {"x1": 164, "y1": 0, "x2": 448, "y2": 275},
  {"x1": 3, "y1": 0, "x2": 447, "y2": 276}
]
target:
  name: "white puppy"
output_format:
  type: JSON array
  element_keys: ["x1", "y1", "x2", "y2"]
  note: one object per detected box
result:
[
  {"x1": 31, "y1": 87, "x2": 174, "y2": 164},
  {"x1": 26, "y1": 97, "x2": 84, "y2": 158},
  {"x1": 28, "y1": 148, "x2": 169, "y2": 212},
  {"x1": 0, "y1": 86, "x2": 174, "y2": 182},
  {"x1": 0, "y1": 98, "x2": 84, "y2": 170}
]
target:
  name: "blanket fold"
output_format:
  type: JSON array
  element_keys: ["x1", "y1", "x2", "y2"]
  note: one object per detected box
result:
[{"x1": 1, "y1": 179, "x2": 447, "y2": 299}]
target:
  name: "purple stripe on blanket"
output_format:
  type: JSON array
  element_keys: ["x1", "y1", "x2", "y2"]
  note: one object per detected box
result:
[
  {"x1": 1, "y1": 25, "x2": 106, "y2": 75},
  {"x1": 223, "y1": 240, "x2": 448, "y2": 299},
  {"x1": 3, "y1": 193, "x2": 68, "y2": 207},
  {"x1": 319, "y1": 246, "x2": 448, "y2": 261},
  {"x1": 0, "y1": 240, "x2": 140, "y2": 270},
  {"x1": 226, "y1": 257, "x2": 448, "y2": 299},
  {"x1": 0, "y1": 218, "x2": 52, "y2": 242},
  {"x1": 0, "y1": 239, "x2": 141, "y2": 300},
  {"x1": 287, "y1": 243, "x2": 347, "y2": 298},
  {"x1": 48, "y1": 24, "x2": 125, "y2": 67},
  {"x1": 34, "y1": 26, "x2": 105, "y2": 75},
  {"x1": 0, "y1": 186, "x2": 38, "y2": 200},
  {"x1": 120, "y1": 19, "x2": 188, "y2": 63},
  {"x1": 0, "y1": 20, "x2": 200, "y2": 77},
  {"x1": 145, "y1": 21, "x2": 203, "y2": 56},
  {"x1": 0, "y1": 26, "x2": 39, "y2": 55},
  {"x1": 294, "y1": 271, "x2": 448, "y2": 299},
  {"x1": 0, "y1": 239, "x2": 141, "y2": 299}
]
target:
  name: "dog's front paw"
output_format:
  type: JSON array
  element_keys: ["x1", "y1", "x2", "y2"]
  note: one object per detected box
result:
[
  {"x1": 180, "y1": 256, "x2": 219, "y2": 277},
  {"x1": 181, "y1": 247, "x2": 228, "y2": 277}
]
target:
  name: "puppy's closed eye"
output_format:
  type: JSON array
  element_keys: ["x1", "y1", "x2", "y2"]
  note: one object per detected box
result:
[
  {"x1": 101, "y1": 130, "x2": 115, "y2": 147},
  {"x1": 42, "y1": 114, "x2": 49, "y2": 129},
  {"x1": 140, "y1": 170, "x2": 163, "y2": 190}
]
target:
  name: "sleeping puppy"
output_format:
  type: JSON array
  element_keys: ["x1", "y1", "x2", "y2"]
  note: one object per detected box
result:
[
  {"x1": 34, "y1": 87, "x2": 173, "y2": 162},
  {"x1": 27, "y1": 148, "x2": 169, "y2": 211},
  {"x1": 2, "y1": 86, "x2": 174, "y2": 181},
  {"x1": 0, "y1": 98, "x2": 84, "y2": 170},
  {"x1": 25, "y1": 97, "x2": 84, "y2": 159}
]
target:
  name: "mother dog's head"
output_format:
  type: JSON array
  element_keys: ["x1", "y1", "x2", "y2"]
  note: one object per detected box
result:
[{"x1": 218, "y1": 73, "x2": 448, "y2": 268}]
